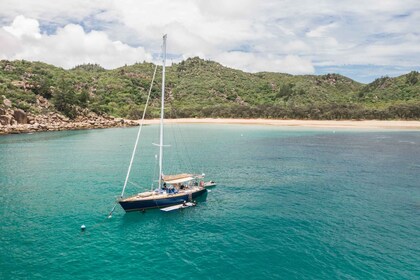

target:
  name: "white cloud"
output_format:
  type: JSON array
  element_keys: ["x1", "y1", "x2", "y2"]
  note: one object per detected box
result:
[
  {"x1": 196, "y1": 0, "x2": 259, "y2": 18},
  {"x1": 306, "y1": 23, "x2": 337, "y2": 38},
  {"x1": 3, "y1": 15, "x2": 41, "y2": 39},
  {"x1": 215, "y1": 52, "x2": 314, "y2": 74},
  {"x1": 0, "y1": 0, "x2": 419, "y2": 81},
  {"x1": 1, "y1": 15, "x2": 152, "y2": 69},
  {"x1": 0, "y1": 29, "x2": 22, "y2": 59},
  {"x1": 0, "y1": 0, "x2": 111, "y2": 26}
]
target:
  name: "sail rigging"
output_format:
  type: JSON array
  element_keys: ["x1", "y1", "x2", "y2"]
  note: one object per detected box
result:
[
  {"x1": 120, "y1": 62, "x2": 158, "y2": 198},
  {"x1": 115, "y1": 34, "x2": 215, "y2": 213}
]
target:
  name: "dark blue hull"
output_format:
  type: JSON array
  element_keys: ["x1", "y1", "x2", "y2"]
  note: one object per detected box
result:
[{"x1": 119, "y1": 188, "x2": 207, "y2": 212}]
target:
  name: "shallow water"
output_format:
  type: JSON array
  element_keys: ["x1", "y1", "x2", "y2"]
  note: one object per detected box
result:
[{"x1": 1, "y1": 125, "x2": 419, "y2": 279}]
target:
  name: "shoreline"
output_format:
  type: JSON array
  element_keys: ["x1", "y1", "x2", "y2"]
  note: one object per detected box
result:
[
  {"x1": 1, "y1": 118, "x2": 420, "y2": 135},
  {"x1": 0, "y1": 104, "x2": 139, "y2": 135},
  {"x1": 0, "y1": 117, "x2": 138, "y2": 135},
  {"x1": 141, "y1": 118, "x2": 420, "y2": 130}
]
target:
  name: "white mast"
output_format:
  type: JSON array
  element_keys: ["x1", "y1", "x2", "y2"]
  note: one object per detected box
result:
[{"x1": 158, "y1": 34, "x2": 167, "y2": 191}]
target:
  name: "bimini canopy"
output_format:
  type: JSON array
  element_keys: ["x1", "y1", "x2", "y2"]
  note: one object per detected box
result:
[{"x1": 163, "y1": 173, "x2": 195, "y2": 184}]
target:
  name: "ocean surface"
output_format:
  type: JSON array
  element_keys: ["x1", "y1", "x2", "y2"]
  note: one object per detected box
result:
[{"x1": 0, "y1": 125, "x2": 419, "y2": 279}]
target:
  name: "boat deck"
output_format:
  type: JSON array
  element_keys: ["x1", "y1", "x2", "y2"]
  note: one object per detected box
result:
[{"x1": 121, "y1": 187, "x2": 203, "y2": 202}]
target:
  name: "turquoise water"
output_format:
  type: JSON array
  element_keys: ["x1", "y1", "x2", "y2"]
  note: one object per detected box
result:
[{"x1": 1, "y1": 125, "x2": 419, "y2": 279}]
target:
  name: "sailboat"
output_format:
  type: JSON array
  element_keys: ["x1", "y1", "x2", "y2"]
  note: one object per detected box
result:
[{"x1": 117, "y1": 35, "x2": 215, "y2": 212}]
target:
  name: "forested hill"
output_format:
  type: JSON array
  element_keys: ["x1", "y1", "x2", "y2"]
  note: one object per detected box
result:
[{"x1": 0, "y1": 58, "x2": 419, "y2": 120}]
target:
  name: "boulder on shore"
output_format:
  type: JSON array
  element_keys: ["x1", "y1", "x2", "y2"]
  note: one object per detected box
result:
[
  {"x1": 13, "y1": 109, "x2": 28, "y2": 124},
  {"x1": 0, "y1": 115, "x2": 12, "y2": 125},
  {"x1": 0, "y1": 110, "x2": 138, "y2": 135}
]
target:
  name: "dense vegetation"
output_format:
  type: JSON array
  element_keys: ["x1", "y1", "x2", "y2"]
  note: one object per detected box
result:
[{"x1": 0, "y1": 58, "x2": 419, "y2": 120}]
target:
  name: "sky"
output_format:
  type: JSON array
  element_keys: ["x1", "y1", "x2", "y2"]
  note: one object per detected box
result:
[{"x1": 0, "y1": 0, "x2": 419, "y2": 83}]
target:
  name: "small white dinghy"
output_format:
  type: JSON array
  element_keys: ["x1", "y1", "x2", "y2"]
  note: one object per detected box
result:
[{"x1": 160, "y1": 202, "x2": 196, "y2": 212}]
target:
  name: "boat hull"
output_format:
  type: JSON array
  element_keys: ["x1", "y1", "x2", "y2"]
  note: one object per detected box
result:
[{"x1": 118, "y1": 188, "x2": 207, "y2": 212}]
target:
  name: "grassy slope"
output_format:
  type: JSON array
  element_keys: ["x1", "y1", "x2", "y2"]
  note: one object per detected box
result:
[{"x1": 0, "y1": 58, "x2": 419, "y2": 119}]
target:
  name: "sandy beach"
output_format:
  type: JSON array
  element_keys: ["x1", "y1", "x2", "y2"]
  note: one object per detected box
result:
[
  {"x1": 141, "y1": 118, "x2": 420, "y2": 130},
  {"x1": 2, "y1": 118, "x2": 420, "y2": 135}
]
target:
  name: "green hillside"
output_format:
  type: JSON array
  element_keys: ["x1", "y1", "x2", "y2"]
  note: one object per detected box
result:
[{"x1": 0, "y1": 58, "x2": 419, "y2": 120}]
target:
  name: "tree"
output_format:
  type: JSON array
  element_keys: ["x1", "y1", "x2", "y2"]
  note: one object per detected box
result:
[
  {"x1": 32, "y1": 77, "x2": 53, "y2": 98},
  {"x1": 53, "y1": 80, "x2": 78, "y2": 118},
  {"x1": 406, "y1": 71, "x2": 418, "y2": 85},
  {"x1": 78, "y1": 89, "x2": 90, "y2": 108},
  {"x1": 277, "y1": 83, "x2": 295, "y2": 100}
]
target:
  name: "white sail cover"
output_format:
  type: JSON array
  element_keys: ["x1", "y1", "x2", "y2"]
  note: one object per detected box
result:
[{"x1": 163, "y1": 173, "x2": 195, "y2": 184}]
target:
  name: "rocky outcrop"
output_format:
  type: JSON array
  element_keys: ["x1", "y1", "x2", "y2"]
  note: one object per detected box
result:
[
  {"x1": 0, "y1": 103, "x2": 14, "y2": 125},
  {"x1": 36, "y1": 96, "x2": 49, "y2": 108},
  {"x1": 0, "y1": 92, "x2": 139, "y2": 135},
  {"x1": 13, "y1": 109, "x2": 28, "y2": 124},
  {"x1": 0, "y1": 115, "x2": 12, "y2": 125},
  {"x1": 0, "y1": 108, "x2": 138, "y2": 135},
  {"x1": 3, "y1": 98, "x2": 12, "y2": 107}
]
